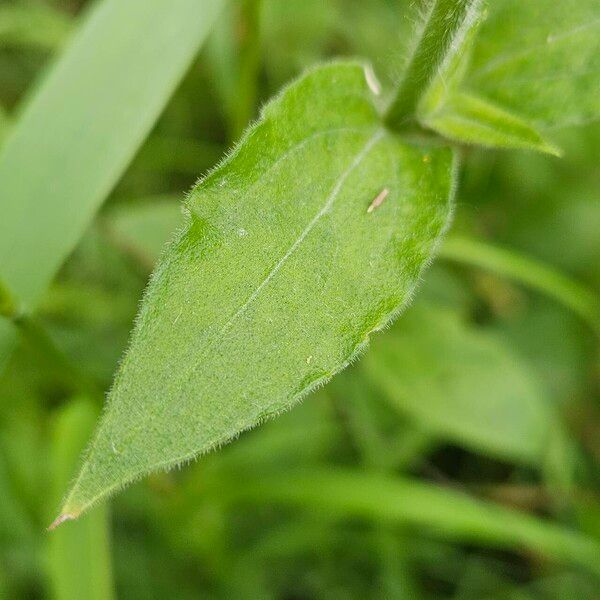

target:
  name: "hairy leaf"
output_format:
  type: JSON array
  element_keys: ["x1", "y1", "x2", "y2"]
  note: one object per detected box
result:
[
  {"x1": 414, "y1": 0, "x2": 599, "y2": 151},
  {"x1": 57, "y1": 62, "x2": 456, "y2": 520},
  {"x1": 363, "y1": 304, "x2": 553, "y2": 463},
  {"x1": 421, "y1": 92, "x2": 561, "y2": 155}
]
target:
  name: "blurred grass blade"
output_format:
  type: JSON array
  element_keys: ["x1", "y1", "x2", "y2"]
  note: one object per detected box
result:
[
  {"x1": 207, "y1": 0, "x2": 263, "y2": 140},
  {"x1": 0, "y1": 104, "x2": 9, "y2": 147},
  {"x1": 0, "y1": 0, "x2": 225, "y2": 368},
  {"x1": 47, "y1": 398, "x2": 114, "y2": 600},
  {"x1": 440, "y1": 235, "x2": 600, "y2": 333},
  {"x1": 225, "y1": 469, "x2": 600, "y2": 575},
  {"x1": 57, "y1": 62, "x2": 456, "y2": 520}
]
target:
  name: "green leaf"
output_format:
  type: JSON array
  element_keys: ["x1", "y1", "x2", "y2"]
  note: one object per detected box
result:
[
  {"x1": 363, "y1": 304, "x2": 553, "y2": 464},
  {"x1": 389, "y1": 0, "x2": 560, "y2": 155},
  {"x1": 217, "y1": 468, "x2": 600, "y2": 575},
  {"x1": 421, "y1": 92, "x2": 561, "y2": 155},
  {"x1": 0, "y1": 0, "x2": 225, "y2": 370},
  {"x1": 47, "y1": 399, "x2": 114, "y2": 600},
  {"x1": 440, "y1": 235, "x2": 600, "y2": 334},
  {"x1": 56, "y1": 62, "x2": 456, "y2": 520},
  {"x1": 415, "y1": 0, "x2": 600, "y2": 152},
  {"x1": 467, "y1": 0, "x2": 600, "y2": 129}
]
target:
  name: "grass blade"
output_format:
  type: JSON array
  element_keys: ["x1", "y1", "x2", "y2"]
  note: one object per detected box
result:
[
  {"x1": 223, "y1": 469, "x2": 600, "y2": 575},
  {"x1": 440, "y1": 235, "x2": 600, "y2": 334},
  {"x1": 0, "y1": 0, "x2": 225, "y2": 367},
  {"x1": 47, "y1": 399, "x2": 114, "y2": 600}
]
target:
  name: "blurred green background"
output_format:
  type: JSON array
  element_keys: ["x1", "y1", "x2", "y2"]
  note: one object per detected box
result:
[{"x1": 0, "y1": 0, "x2": 599, "y2": 598}]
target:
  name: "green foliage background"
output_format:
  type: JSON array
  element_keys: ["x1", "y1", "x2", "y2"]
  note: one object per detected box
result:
[{"x1": 0, "y1": 0, "x2": 598, "y2": 598}]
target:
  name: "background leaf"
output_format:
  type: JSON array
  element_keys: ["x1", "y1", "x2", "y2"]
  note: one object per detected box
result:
[
  {"x1": 363, "y1": 303, "x2": 553, "y2": 464},
  {"x1": 467, "y1": 0, "x2": 600, "y2": 129}
]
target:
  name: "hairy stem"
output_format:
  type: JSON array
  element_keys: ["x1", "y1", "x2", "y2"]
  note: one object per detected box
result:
[{"x1": 385, "y1": 0, "x2": 482, "y2": 129}]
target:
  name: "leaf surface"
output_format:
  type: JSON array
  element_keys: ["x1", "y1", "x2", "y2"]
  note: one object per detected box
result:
[{"x1": 59, "y1": 62, "x2": 456, "y2": 519}]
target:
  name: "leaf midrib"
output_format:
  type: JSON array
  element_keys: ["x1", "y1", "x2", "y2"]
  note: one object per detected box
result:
[
  {"x1": 176, "y1": 127, "x2": 387, "y2": 399},
  {"x1": 218, "y1": 128, "x2": 386, "y2": 339}
]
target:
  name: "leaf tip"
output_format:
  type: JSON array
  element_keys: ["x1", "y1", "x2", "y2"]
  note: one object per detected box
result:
[
  {"x1": 538, "y1": 133, "x2": 563, "y2": 158},
  {"x1": 47, "y1": 512, "x2": 77, "y2": 532},
  {"x1": 544, "y1": 142, "x2": 563, "y2": 158}
]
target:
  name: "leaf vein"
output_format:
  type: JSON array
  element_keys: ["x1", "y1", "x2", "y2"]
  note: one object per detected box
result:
[{"x1": 216, "y1": 128, "x2": 386, "y2": 339}]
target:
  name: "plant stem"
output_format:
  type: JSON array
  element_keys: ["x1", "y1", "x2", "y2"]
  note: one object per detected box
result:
[
  {"x1": 385, "y1": 0, "x2": 482, "y2": 129},
  {"x1": 15, "y1": 314, "x2": 101, "y2": 397},
  {"x1": 1, "y1": 277, "x2": 101, "y2": 398}
]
